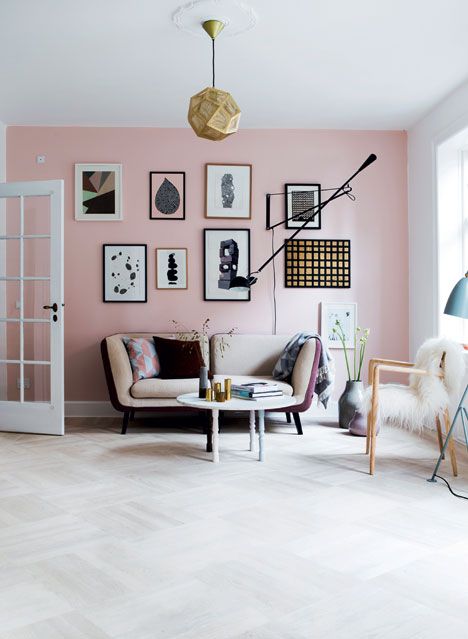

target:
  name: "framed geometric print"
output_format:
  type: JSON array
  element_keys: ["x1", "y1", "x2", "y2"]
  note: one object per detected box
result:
[
  {"x1": 285, "y1": 183, "x2": 321, "y2": 229},
  {"x1": 103, "y1": 244, "x2": 147, "y2": 302},
  {"x1": 75, "y1": 164, "x2": 122, "y2": 221},
  {"x1": 285, "y1": 239, "x2": 351, "y2": 288}
]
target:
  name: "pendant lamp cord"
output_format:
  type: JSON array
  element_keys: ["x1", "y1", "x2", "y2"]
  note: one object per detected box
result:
[{"x1": 212, "y1": 37, "x2": 215, "y2": 87}]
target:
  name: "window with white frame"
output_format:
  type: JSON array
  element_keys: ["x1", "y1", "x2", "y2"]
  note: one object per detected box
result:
[{"x1": 437, "y1": 135, "x2": 468, "y2": 343}]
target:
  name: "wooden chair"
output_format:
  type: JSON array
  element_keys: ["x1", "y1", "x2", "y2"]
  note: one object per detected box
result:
[{"x1": 365, "y1": 350, "x2": 459, "y2": 476}]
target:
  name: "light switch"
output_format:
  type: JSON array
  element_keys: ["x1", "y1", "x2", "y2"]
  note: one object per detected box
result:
[{"x1": 36, "y1": 155, "x2": 46, "y2": 164}]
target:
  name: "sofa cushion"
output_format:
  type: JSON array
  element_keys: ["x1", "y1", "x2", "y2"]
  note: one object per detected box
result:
[
  {"x1": 153, "y1": 336, "x2": 204, "y2": 379},
  {"x1": 131, "y1": 375, "x2": 293, "y2": 400},
  {"x1": 122, "y1": 336, "x2": 160, "y2": 383},
  {"x1": 131, "y1": 378, "x2": 199, "y2": 399}
]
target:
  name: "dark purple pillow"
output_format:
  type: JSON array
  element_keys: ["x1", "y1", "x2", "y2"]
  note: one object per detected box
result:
[{"x1": 153, "y1": 336, "x2": 204, "y2": 379}]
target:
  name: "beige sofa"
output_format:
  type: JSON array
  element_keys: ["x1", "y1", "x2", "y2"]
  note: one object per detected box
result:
[{"x1": 101, "y1": 333, "x2": 321, "y2": 443}]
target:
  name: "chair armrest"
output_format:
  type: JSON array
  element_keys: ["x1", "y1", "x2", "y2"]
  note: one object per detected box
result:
[{"x1": 369, "y1": 358, "x2": 414, "y2": 369}]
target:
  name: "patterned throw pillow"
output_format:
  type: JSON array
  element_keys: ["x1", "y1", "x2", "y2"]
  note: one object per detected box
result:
[{"x1": 123, "y1": 337, "x2": 160, "y2": 383}]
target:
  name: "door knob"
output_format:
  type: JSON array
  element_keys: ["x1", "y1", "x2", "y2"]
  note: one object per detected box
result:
[{"x1": 43, "y1": 303, "x2": 58, "y2": 312}]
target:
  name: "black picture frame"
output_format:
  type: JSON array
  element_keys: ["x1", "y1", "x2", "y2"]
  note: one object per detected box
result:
[
  {"x1": 284, "y1": 238, "x2": 351, "y2": 289},
  {"x1": 103, "y1": 244, "x2": 148, "y2": 302},
  {"x1": 149, "y1": 172, "x2": 186, "y2": 220},
  {"x1": 203, "y1": 229, "x2": 251, "y2": 302},
  {"x1": 285, "y1": 183, "x2": 321, "y2": 229}
]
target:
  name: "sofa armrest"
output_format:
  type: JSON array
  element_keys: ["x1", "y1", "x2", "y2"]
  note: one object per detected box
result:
[
  {"x1": 290, "y1": 338, "x2": 321, "y2": 408},
  {"x1": 101, "y1": 336, "x2": 134, "y2": 411}
]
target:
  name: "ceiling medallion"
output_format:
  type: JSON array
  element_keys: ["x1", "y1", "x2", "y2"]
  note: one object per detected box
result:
[{"x1": 173, "y1": 0, "x2": 257, "y2": 38}]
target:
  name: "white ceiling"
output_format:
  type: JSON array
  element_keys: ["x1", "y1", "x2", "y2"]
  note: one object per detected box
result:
[{"x1": 1, "y1": 0, "x2": 468, "y2": 129}]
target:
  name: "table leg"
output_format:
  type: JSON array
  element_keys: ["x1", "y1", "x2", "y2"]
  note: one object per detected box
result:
[
  {"x1": 212, "y1": 409, "x2": 219, "y2": 463},
  {"x1": 258, "y1": 409, "x2": 265, "y2": 462},
  {"x1": 249, "y1": 410, "x2": 256, "y2": 452}
]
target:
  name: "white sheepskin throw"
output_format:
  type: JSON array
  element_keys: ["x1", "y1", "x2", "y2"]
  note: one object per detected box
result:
[{"x1": 361, "y1": 338, "x2": 465, "y2": 432}]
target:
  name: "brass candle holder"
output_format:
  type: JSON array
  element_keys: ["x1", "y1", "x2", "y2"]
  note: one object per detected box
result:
[
  {"x1": 224, "y1": 378, "x2": 232, "y2": 401},
  {"x1": 205, "y1": 388, "x2": 213, "y2": 402},
  {"x1": 216, "y1": 391, "x2": 226, "y2": 403}
]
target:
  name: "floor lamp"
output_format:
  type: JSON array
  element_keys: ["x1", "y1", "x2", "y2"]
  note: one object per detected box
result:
[{"x1": 428, "y1": 273, "x2": 468, "y2": 483}]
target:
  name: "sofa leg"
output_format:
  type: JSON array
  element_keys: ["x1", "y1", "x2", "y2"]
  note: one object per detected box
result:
[
  {"x1": 293, "y1": 412, "x2": 303, "y2": 435},
  {"x1": 121, "y1": 412, "x2": 130, "y2": 435},
  {"x1": 286, "y1": 412, "x2": 292, "y2": 424}
]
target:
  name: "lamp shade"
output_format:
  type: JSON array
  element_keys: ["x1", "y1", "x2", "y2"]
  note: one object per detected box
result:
[
  {"x1": 188, "y1": 87, "x2": 241, "y2": 141},
  {"x1": 444, "y1": 273, "x2": 468, "y2": 319}
]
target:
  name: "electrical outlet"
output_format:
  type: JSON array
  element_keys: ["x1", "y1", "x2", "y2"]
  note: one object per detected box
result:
[
  {"x1": 36, "y1": 155, "x2": 46, "y2": 164},
  {"x1": 16, "y1": 377, "x2": 31, "y2": 390}
]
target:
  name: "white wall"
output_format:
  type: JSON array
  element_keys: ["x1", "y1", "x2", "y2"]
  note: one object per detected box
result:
[
  {"x1": 0, "y1": 122, "x2": 6, "y2": 399},
  {"x1": 409, "y1": 84, "x2": 468, "y2": 442},
  {"x1": 409, "y1": 81, "x2": 468, "y2": 355}
]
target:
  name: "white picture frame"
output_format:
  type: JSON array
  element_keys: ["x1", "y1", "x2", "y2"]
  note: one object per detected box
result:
[
  {"x1": 205, "y1": 164, "x2": 252, "y2": 219},
  {"x1": 75, "y1": 163, "x2": 122, "y2": 221},
  {"x1": 156, "y1": 248, "x2": 188, "y2": 289},
  {"x1": 321, "y1": 302, "x2": 357, "y2": 349}
]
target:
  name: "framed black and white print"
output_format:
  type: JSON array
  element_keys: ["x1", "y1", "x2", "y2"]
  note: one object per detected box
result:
[
  {"x1": 150, "y1": 172, "x2": 185, "y2": 220},
  {"x1": 204, "y1": 229, "x2": 250, "y2": 301},
  {"x1": 156, "y1": 248, "x2": 188, "y2": 289},
  {"x1": 205, "y1": 164, "x2": 252, "y2": 219},
  {"x1": 75, "y1": 164, "x2": 122, "y2": 221},
  {"x1": 103, "y1": 244, "x2": 147, "y2": 302},
  {"x1": 285, "y1": 183, "x2": 321, "y2": 229}
]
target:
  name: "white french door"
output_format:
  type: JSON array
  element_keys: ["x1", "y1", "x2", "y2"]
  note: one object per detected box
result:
[{"x1": 0, "y1": 180, "x2": 64, "y2": 434}]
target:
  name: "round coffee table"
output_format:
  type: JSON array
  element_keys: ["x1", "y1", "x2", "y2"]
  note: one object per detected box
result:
[{"x1": 177, "y1": 392, "x2": 296, "y2": 463}]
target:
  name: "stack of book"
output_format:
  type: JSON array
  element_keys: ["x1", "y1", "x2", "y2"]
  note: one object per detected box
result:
[{"x1": 231, "y1": 382, "x2": 283, "y2": 401}]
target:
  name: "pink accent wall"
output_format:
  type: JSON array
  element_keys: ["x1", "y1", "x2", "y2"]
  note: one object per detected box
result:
[{"x1": 7, "y1": 127, "x2": 408, "y2": 402}]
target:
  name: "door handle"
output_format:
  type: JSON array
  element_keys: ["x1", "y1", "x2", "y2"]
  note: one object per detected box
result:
[{"x1": 43, "y1": 303, "x2": 58, "y2": 312}]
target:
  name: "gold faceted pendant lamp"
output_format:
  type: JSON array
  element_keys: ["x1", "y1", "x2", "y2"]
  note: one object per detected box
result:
[{"x1": 188, "y1": 19, "x2": 241, "y2": 141}]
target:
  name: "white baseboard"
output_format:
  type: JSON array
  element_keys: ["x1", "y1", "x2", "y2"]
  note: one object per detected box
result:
[{"x1": 65, "y1": 400, "x2": 339, "y2": 420}]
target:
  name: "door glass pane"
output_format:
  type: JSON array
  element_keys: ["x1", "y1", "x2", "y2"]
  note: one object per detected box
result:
[
  {"x1": 0, "y1": 363, "x2": 20, "y2": 402},
  {"x1": 2, "y1": 320, "x2": 19, "y2": 361},
  {"x1": 24, "y1": 322, "x2": 50, "y2": 362},
  {"x1": 24, "y1": 363, "x2": 51, "y2": 403},
  {"x1": 23, "y1": 196, "x2": 51, "y2": 236},
  {"x1": 4, "y1": 197, "x2": 20, "y2": 236},
  {"x1": 0, "y1": 239, "x2": 20, "y2": 278},
  {"x1": 24, "y1": 237, "x2": 50, "y2": 279},
  {"x1": 23, "y1": 281, "x2": 51, "y2": 319}
]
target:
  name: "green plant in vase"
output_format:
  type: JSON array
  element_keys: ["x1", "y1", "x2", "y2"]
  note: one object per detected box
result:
[{"x1": 333, "y1": 321, "x2": 370, "y2": 430}]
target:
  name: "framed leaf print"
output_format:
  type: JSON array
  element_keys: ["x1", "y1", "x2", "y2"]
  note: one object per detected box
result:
[{"x1": 150, "y1": 172, "x2": 185, "y2": 220}]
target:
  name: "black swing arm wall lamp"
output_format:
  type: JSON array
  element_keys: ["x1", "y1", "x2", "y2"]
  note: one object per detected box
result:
[{"x1": 229, "y1": 153, "x2": 377, "y2": 290}]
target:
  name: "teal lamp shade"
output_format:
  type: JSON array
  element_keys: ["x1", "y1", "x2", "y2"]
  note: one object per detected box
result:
[{"x1": 444, "y1": 273, "x2": 468, "y2": 319}]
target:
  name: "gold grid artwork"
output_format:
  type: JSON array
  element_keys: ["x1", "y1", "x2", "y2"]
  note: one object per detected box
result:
[{"x1": 285, "y1": 239, "x2": 351, "y2": 288}]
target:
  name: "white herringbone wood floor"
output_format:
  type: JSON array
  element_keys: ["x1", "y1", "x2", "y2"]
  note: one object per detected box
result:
[{"x1": 1, "y1": 412, "x2": 468, "y2": 638}]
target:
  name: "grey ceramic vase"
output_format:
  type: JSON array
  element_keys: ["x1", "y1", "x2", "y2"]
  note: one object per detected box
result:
[
  {"x1": 198, "y1": 366, "x2": 210, "y2": 399},
  {"x1": 348, "y1": 409, "x2": 380, "y2": 437},
  {"x1": 338, "y1": 381, "x2": 364, "y2": 429}
]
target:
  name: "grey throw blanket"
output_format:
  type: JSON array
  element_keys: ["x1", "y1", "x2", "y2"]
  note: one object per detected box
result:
[{"x1": 272, "y1": 333, "x2": 335, "y2": 408}]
